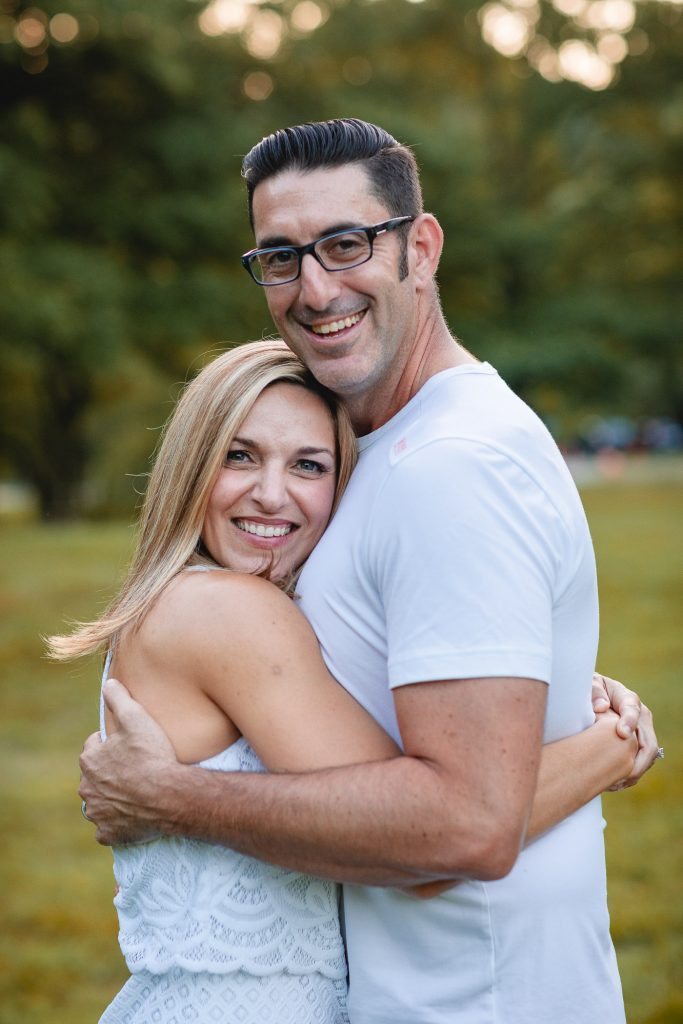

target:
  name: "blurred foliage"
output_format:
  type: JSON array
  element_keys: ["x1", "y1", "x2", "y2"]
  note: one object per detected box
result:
[{"x1": 0, "y1": 0, "x2": 681, "y2": 516}]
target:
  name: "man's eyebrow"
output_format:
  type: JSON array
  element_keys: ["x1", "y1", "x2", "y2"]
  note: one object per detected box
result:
[{"x1": 256, "y1": 223, "x2": 365, "y2": 249}]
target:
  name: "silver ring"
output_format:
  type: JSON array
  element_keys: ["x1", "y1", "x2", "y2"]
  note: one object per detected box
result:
[
  {"x1": 81, "y1": 799, "x2": 91, "y2": 821},
  {"x1": 656, "y1": 747, "x2": 665, "y2": 760}
]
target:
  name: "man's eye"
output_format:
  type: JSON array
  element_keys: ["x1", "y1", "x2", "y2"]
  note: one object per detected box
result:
[
  {"x1": 323, "y1": 234, "x2": 366, "y2": 262},
  {"x1": 264, "y1": 250, "x2": 295, "y2": 267},
  {"x1": 334, "y1": 238, "x2": 362, "y2": 253}
]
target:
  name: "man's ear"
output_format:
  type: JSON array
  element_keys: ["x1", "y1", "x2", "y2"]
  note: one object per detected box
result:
[{"x1": 409, "y1": 214, "x2": 444, "y2": 289}]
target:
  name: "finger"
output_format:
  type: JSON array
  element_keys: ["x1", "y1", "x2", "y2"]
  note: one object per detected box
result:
[
  {"x1": 96, "y1": 825, "x2": 114, "y2": 847},
  {"x1": 618, "y1": 709, "x2": 657, "y2": 787},
  {"x1": 622, "y1": 751, "x2": 651, "y2": 788},
  {"x1": 102, "y1": 677, "x2": 141, "y2": 726},
  {"x1": 600, "y1": 673, "x2": 641, "y2": 737},
  {"x1": 633, "y1": 709, "x2": 659, "y2": 773},
  {"x1": 79, "y1": 731, "x2": 103, "y2": 777},
  {"x1": 591, "y1": 674, "x2": 610, "y2": 711},
  {"x1": 78, "y1": 778, "x2": 93, "y2": 802},
  {"x1": 80, "y1": 730, "x2": 103, "y2": 757},
  {"x1": 635, "y1": 705, "x2": 657, "y2": 755},
  {"x1": 615, "y1": 701, "x2": 640, "y2": 739},
  {"x1": 95, "y1": 824, "x2": 157, "y2": 847}
]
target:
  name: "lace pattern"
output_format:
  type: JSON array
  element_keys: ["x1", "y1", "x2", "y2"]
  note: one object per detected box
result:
[
  {"x1": 111, "y1": 736, "x2": 346, "y2": 979},
  {"x1": 99, "y1": 966, "x2": 349, "y2": 1023}
]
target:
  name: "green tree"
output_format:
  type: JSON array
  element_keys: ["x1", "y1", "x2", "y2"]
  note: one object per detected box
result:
[
  {"x1": 0, "y1": 0, "x2": 259, "y2": 515},
  {"x1": 0, "y1": 0, "x2": 680, "y2": 516}
]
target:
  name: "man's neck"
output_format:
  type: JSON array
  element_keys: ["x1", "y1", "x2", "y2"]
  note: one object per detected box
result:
[{"x1": 346, "y1": 315, "x2": 477, "y2": 436}]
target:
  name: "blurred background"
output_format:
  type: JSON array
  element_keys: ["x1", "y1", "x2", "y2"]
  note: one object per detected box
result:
[{"x1": 0, "y1": 0, "x2": 681, "y2": 1021}]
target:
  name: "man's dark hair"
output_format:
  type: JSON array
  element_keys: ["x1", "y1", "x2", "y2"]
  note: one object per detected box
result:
[
  {"x1": 242, "y1": 118, "x2": 423, "y2": 229},
  {"x1": 241, "y1": 119, "x2": 423, "y2": 280}
]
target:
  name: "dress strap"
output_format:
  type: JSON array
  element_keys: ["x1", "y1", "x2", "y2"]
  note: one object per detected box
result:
[{"x1": 99, "y1": 649, "x2": 113, "y2": 740}]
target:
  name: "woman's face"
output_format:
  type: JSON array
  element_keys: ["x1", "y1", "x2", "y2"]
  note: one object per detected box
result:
[{"x1": 201, "y1": 382, "x2": 338, "y2": 580}]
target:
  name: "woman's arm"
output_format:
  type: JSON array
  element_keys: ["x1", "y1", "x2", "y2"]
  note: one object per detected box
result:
[
  {"x1": 125, "y1": 570, "x2": 400, "y2": 771},
  {"x1": 528, "y1": 708, "x2": 638, "y2": 840}
]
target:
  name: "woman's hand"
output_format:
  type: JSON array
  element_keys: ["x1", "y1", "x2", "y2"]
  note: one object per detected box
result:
[
  {"x1": 592, "y1": 672, "x2": 659, "y2": 789},
  {"x1": 590, "y1": 708, "x2": 639, "y2": 791},
  {"x1": 528, "y1": 704, "x2": 639, "y2": 841}
]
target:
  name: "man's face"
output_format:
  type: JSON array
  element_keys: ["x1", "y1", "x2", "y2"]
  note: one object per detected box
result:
[{"x1": 250, "y1": 164, "x2": 417, "y2": 404}]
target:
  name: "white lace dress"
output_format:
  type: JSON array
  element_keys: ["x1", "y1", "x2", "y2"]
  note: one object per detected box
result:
[{"x1": 98, "y1": 654, "x2": 349, "y2": 1024}]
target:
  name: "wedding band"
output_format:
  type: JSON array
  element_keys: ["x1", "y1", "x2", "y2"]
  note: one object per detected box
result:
[
  {"x1": 81, "y1": 800, "x2": 91, "y2": 821},
  {"x1": 656, "y1": 747, "x2": 665, "y2": 760}
]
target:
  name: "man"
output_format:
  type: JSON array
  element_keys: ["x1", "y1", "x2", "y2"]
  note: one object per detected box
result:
[{"x1": 81, "y1": 119, "x2": 659, "y2": 1022}]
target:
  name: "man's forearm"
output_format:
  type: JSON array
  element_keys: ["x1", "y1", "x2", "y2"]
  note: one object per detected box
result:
[
  {"x1": 153, "y1": 755, "x2": 518, "y2": 886},
  {"x1": 85, "y1": 676, "x2": 545, "y2": 882}
]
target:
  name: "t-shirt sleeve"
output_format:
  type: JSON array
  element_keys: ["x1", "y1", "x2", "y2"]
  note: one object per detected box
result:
[{"x1": 366, "y1": 437, "x2": 570, "y2": 689}]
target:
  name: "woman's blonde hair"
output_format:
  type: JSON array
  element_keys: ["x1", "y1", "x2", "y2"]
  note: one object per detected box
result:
[{"x1": 48, "y1": 339, "x2": 357, "y2": 661}]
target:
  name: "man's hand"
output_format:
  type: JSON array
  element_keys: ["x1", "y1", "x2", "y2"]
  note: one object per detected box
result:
[
  {"x1": 591, "y1": 671, "x2": 659, "y2": 789},
  {"x1": 79, "y1": 678, "x2": 178, "y2": 845}
]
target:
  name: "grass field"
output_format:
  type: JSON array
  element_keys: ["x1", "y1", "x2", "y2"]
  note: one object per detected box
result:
[{"x1": 0, "y1": 477, "x2": 681, "y2": 1024}]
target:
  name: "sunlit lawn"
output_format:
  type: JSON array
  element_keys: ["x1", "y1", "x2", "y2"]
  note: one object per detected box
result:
[{"x1": 0, "y1": 477, "x2": 681, "y2": 1024}]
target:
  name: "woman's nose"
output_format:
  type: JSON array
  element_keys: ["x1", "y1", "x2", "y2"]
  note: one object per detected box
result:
[{"x1": 251, "y1": 465, "x2": 287, "y2": 511}]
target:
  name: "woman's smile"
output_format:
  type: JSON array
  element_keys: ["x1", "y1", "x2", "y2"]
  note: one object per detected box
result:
[{"x1": 201, "y1": 382, "x2": 338, "y2": 580}]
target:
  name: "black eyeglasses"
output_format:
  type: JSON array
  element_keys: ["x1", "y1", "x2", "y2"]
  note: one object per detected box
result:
[{"x1": 241, "y1": 216, "x2": 415, "y2": 286}]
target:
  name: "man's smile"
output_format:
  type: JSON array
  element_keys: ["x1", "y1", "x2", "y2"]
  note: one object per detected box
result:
[{"x1": 309, "y1": 311, "x2": 366, "y2": 336}]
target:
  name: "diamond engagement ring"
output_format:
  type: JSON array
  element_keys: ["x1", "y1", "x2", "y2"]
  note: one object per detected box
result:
[{"x1": 656, "y1": 747, "x2": 665, "y2": 760}]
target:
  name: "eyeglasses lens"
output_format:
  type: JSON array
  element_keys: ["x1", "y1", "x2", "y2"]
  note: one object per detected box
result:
[
  {"x1": 250, "y1": 249, "x2": 298, "y2": 285},
  {"x1": 249, "y1": 230, "x2": 372, "y2": 285},
  {"x1": 316, "y1": 231, "x2": 371, "y2": 271}
]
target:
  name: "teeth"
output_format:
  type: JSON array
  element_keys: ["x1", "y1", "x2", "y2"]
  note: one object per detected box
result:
[
  {"x1": 311, "y1": 312, "x2": 362, "y2": 336},
  {"x1": 235, "y1": 520, "x2": 293, "y2": 538}
]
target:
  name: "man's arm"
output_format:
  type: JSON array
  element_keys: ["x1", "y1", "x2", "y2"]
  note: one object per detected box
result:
[
  {"x1": 81, "y1": 675, "x2": 546, "y2": 885},
  {"x1": 80, "y1": 671, "x2": 658, "y2": 879}
]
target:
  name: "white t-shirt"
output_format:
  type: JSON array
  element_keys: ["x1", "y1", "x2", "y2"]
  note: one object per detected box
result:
[{"x1": 297, "y1": 363, "x2": 624, "y2": 1024}]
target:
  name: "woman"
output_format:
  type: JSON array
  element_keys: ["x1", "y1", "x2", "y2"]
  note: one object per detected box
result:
[{"x1": 49, "y1": 340, "x2": 636, "y2": 1024}]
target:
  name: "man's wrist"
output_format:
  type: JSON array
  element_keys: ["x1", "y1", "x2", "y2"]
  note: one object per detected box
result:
[{"x1": 152, "y1": 762, "x2": 209, "y2": 839}]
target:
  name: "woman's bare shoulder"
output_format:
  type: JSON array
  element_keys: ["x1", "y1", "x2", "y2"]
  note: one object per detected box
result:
[{"x1": 143, "y1": 569, "x2": 310, "y2": 651}]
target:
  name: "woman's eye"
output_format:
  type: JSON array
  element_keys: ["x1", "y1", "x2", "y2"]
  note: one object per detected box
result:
[
  {"x1": 296, "y1": 459, "x2": 327, "y2": 474},
  {"x1": 226, "y1": 450, "x2": 251, "y2": 465}
]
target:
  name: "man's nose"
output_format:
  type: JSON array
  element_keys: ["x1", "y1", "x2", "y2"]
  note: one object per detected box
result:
[{"x1": 297, "y1": 252, "x2": 343, "y2": 310}]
